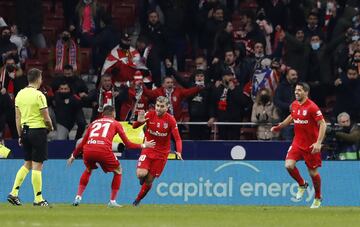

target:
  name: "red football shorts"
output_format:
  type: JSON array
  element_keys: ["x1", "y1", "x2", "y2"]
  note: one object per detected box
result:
[
  {"x1": 83, "y1": 151, "x2": 120, "y2": 173},
  {"x1": 286, "y1": 145, "x2": 322, "y2": 169},
  {"x1": 137, "y1": 153, "x2": 167, "y2": 177}
]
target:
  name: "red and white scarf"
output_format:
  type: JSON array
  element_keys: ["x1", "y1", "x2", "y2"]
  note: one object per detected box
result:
[
  {"x1": 97, "y1": 87, "x2": 115, "y2": 112},
  {"x1": 55, "y1": 40, "x2": 78, "y2": 72}
]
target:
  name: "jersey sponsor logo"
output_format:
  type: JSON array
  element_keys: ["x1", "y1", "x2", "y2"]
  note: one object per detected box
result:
[
  {"x1": 87, "y1": 139, "x2": 105, "y2": 145},
  {"x1": 88, "y1": 138, "x2": 97, "y2": 144},
  {"x1": 148, "y1": 129, "x2": 168, "y2": 137},
  {"x1": 293, "y1": 118, "x2": 309, "y2": 124}
]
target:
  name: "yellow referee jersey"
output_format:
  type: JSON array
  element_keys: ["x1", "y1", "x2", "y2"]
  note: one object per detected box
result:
[{"x1": 15, "y1": 87, "x2": 48, "y2": 129}]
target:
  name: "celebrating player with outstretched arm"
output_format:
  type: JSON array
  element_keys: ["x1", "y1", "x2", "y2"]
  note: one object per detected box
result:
[
  {"x1": 132, "y1": 96, "x2": 183, "y2": 206},
  {"x1": 271, "y1": 82, "x2": 326, "y2": 208},
  {"x1": 67, "y1": 105, "x2": 155, "y2": 207}
]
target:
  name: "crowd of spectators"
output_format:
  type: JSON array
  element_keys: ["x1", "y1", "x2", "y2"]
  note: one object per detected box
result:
[{"x1": 1, "y1": 0, "x2": 360, "y2": 159}]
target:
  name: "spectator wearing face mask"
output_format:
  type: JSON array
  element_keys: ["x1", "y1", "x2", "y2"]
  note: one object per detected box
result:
[
  {"x1": 53, "y1": 82, "x2": 84, "y2": 140},
  {"x1": 50, "y1": 31, "x2": 81, "y2": 75},
  {"x1": 0, "y1": 56, "x2": 25, "y2": 139},
  {"x1": 251, "y1": 88, "x2": 279, "y2": 140},
  {"x1": 334, "y1": 66, "x2": 360, "y2": 122}
]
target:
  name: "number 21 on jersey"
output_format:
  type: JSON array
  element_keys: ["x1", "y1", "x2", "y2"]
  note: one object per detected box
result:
[{"x1": 89, "y1": 122, "x2": 111, "y2": 138}]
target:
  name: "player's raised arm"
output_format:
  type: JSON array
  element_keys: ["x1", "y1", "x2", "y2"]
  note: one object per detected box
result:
[
  {"x1": 117, "y1": 122, "x2": 155, "y2": 149},
  {"x1": 132, "y1": 110, "x2": 148, "y2": 129},
  {"x1": 271, "y1": 114, "x2": 293, "y2": 132}
]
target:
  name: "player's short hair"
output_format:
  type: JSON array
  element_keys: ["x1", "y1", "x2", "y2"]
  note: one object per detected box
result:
[
  {"x1": 156, "y1": 96, "x2": 170, "y2": 106},
  {"x1": 296, "y1": 82, "x2": 310, "y2": 92},
  {"x1": 27, "y1": 68, "x2": 42, "y2": 83},
  {"x1": 103, "y1": 105, "x2": 115, "y2": 116}
]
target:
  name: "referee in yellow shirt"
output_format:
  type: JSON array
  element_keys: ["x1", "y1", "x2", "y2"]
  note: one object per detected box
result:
[{"x1": 7, "y1": 68, "x2": 54, "y2": 207}]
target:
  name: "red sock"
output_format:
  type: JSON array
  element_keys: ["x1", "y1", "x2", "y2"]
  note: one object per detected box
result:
[
  {"x1": 311, "y1": 174, "x2": 321, "y2": 199},
  {"x1": 287, "y1": 167, "x2": 305, "y2": 186},
  {"x1": 136, "y1": 183, "x2": 152, "y2": 202},
  {"x1": 77, "y1": 170, "x2": 92, "y2": 197},
  {"x1": 110, "y1": 173, "x2": 122, "y2": 201}
]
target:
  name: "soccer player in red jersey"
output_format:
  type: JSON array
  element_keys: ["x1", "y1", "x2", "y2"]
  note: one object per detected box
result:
[
  {"x1": 67, "y1": 105, "x2": 155, "y2": 207},
  {"x1": 271, "y1": 82, "x2": 326, "y2": 208},
  {"x1": 132, "y1": 96, "x2": 183, "y2": 206}
]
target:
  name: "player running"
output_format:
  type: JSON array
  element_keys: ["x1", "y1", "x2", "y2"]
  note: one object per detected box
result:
[
  {"x1": 271, "y1": 82, "x2": 326, "y2": 208},
  {"x1": 132, "y1": 96, "x2": 182, "y2": 206},
  {"x1": 67, "y1": 105, "x2": 155, "y2": 207}
]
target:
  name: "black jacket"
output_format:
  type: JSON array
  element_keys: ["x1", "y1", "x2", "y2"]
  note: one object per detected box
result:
[
  {"x1": 210, "y1": 84, "x2": 245, "y2": 122},
  {"x1": 54, "y1": 93, "x2": 82, "y2": 130},
  {"x1": 274, "y1": 79, "x2": 295, "y2": 120}
]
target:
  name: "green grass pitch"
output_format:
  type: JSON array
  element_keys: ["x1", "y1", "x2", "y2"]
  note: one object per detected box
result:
[{"x1": 1, "y1": 204, "x2": 359, "y2": 227}]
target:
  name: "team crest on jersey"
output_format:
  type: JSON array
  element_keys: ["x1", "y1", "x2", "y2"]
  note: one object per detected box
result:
[
  {"x1": 302, "y1": 110, "x2": 307, "y2": 116},
  {"x1": 163, "y1": 123, "x2": 168, "y2": 129}
]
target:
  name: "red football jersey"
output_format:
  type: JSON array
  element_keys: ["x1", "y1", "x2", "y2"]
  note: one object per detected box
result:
[
  {"x1": 134, "y1": 110, "x2": 182, "y2": 159},
  {"x1": 73, "y1": 117, "x2": 141, "y2": 156},
  {"x1": 291, "y1": 98, "x2": 324, "y2": 150}
]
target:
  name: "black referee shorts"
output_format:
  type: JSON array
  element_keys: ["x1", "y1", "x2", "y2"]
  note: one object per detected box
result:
[{"x1": 22, "y1": 128, "x2": 48, "y2": 162}]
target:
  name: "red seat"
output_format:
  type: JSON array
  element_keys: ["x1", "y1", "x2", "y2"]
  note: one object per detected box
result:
[
  {"x1": 44, "y1": 16, "x2": 65, "y2": 33},
  {"x1": 111, "y1": 4, "x2": 136, "y2": 29},
  {"x1": 42, "y1": 27, "x2": 57, "y2": 47},
  {"x1": 79, "y1": 48, "x2": 92, "y2": 74},
  {"x1": 0, "y1": 2, "x2": 16, "y2": 22}
]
